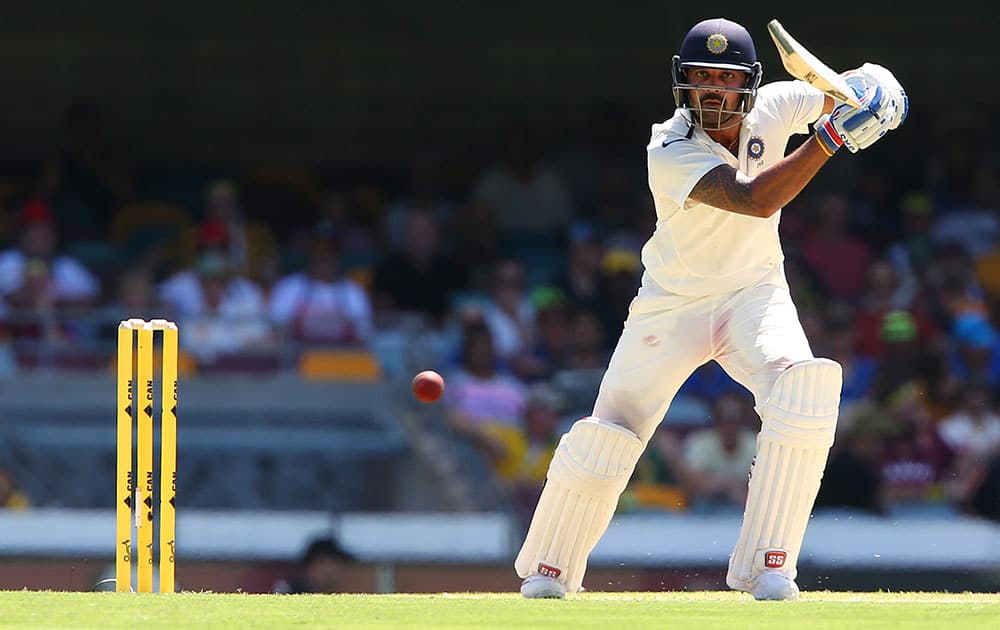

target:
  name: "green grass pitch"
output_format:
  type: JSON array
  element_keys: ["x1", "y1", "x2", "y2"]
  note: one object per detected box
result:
[{"x1": 0, "y1": 591, "x2": 996, "y2": 629}]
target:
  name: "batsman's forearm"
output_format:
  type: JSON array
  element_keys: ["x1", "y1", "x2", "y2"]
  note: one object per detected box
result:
[{"x1": 746, "y1": 136, "x2": 832, "y2": 217}]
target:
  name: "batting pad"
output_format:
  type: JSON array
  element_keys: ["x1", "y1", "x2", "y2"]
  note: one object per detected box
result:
[
  {"x1": 727, "y1": 359, "x2": 842, "y2": 592},
  {"x1": 515, "y1": 417, "x2": 643, "y2": 593}
]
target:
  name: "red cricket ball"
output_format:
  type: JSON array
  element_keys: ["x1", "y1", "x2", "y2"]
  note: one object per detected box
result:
[{"x1": 412, "y1": 370, "x2": 445, "y2": 403}]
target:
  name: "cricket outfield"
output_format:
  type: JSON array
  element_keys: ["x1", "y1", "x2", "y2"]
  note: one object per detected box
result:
[{"x1": 0, "y1": 590, "x2": 996, "y2": 629}]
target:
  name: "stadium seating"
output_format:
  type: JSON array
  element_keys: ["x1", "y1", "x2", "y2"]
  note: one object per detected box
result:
[
  {"x1": 0, "y1": 374, "x2": 409, "y2": 511},
  {"x1": 297, "y1": 348, "x2": 382, "y2": 381}
]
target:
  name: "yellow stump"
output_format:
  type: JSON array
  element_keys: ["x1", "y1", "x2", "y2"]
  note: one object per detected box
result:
[
  {"x1": 115, "y1": 322, "x2": 134, "y2": 593},
  {"x1": 155, "y1": 320, "x2": 178, "y2": 593},
  {"x1": 116, "y1": 318, "x2": 179, "y2": 594},
  {"x1": 136, "y1": 323, "x2": 155, "y2": 593}
]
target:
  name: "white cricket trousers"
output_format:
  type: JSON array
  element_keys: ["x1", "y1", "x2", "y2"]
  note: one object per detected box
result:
[{"x1": 593, "y1": 265, "x2": 813, "y2": 444}]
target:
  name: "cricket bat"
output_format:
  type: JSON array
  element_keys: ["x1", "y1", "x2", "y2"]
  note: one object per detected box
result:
[{"x1": 767, "y1": 20, "x2": 863, "y2": 108}]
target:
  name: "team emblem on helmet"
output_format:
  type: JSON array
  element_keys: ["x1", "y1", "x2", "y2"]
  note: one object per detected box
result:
[
  {"x1": 748, "y1": 136, "x2": 765, "y2": 160},
  {"x1": 706, "y1": 33, "x2": 729, "y2": 55}
]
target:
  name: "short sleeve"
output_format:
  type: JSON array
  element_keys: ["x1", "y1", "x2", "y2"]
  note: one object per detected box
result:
[
  {"x1": 344, "y1": 280, "x2": 374, "y2": 340},
  {"x1": 267, "y1": 275, "x2": 304, "y2": 325},
  {"x1": 648, "y1": 138, "x2": 725, "y2": 208},
  {"x1": 761, "y1": 81, "x2": 827, "y2": 135},
  {"x1": 0, "y1": 250, "x2": 25, "y2": 295},
  {"x1": 53, "y1": 257, "x2": 100, "y2": 299}
]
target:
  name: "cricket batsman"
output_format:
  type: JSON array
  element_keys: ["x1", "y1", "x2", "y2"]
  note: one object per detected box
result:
[{"x1": 515, "y1": 17, "x2": 907, "y2": 600}]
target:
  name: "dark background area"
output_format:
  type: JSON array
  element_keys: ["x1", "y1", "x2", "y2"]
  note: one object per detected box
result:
[{"x1": 0, "y1": 1, "x2": 985, "y2": 172}]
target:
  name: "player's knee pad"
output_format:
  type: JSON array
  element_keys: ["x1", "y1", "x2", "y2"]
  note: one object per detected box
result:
[
  {"x1": 728, "y1": 359, "x2": 842, "y2": 592},
  {"x1": 760, "y1": 358, "x2": 842, "y2": 449},
  {"x1": 515, "y1": 417, "x2": 643, "y2": 593}
]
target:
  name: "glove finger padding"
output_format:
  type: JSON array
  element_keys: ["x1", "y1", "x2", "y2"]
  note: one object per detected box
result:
[
  {"x1": 860, "y1": 63, "x2": 907, "y2": 128},
  {"x1": 851, "y1": 63, "x2": 908, "y2": 130},
  {"x1": 829, "y1": 75, "x2": 897, "y2": 152}
]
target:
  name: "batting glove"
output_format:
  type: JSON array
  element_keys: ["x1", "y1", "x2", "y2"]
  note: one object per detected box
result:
[
  {"x1": 817, "y1": 73, "x2": 900, "y2": 153},
  {"x1": 851, "y1": 63, "x2": 908, "y2": 130}
]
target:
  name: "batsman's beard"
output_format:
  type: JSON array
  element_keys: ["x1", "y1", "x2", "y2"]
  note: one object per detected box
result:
[{"x1": 692, "y1": 98, "x2": 744, "y2": 131}]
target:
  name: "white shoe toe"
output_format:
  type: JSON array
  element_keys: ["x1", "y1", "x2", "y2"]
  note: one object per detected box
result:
[
  {"x1": 520, "y1": 574, "x2": 566, "y2": 599},
  {"x1": 751, "y1": 571, "x2": 800, "y2": 601}
]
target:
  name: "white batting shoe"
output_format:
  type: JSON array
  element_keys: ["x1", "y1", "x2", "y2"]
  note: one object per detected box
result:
[
  {"x1": 520, "y1": 574, "x2": 566, "y2": 599},
  {"x1": 750, "y1": 571, "x2": 800, "y2": 601}
]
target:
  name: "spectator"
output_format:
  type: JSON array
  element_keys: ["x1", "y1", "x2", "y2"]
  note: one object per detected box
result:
[
  {"x1": 552, "y1": 221, "x2": 605, "y2": 315},
  {"x1": 443, "y1": 323, "x2": 528, "y2": 482},
  {"x1": 553, "y1": 102, "x2": 643, "y2": 221},
  {"x1": 850, "y1": 164, "x2": 897, "y2": 249},
  {"x1": 269, "y1": 232, "x2": 373, "y2": 345},
  {"x1": 480, "y1": 260, "x2": 535, "y2": 362},
  {"x1": 680, "y1": 392, "x2": 757, "y2": 512},
  {"x1": 937, "y1": 382, "x2": 1000, "y2": 461},
  {"x1": 38, "y1": 101, "x2": 134, "y2": 240},
  {"x1": 166, "y1": 251, "x2": 275, "y2": 364},
  {"x1": 446, "y1": 199, "x2": 500, "y2": 293},
  {"x1": 273, "y1": 537, "x2": 355, "y2": 594},
  {"x1": 814, "y1": 406, "x2": 887, "y2": 514},
  {"x1": 871, "y1": 310, "x2": 952, "y2": 406},
  {"x1": 90, "y1": 268, "x2": 166, "y2": 342},
  {"x1": 472, "y1": 122, "x2": 573, "y2": 237},
  {"x1": 676, "y1": 361, "x2": 746, "y2": 403},
  {"x1": 371, "y1": 209, "x2": 466, "y2": 326},
  {"x1": 591, "y1": 192, "x2": 644, "y2": 243},
  {"x1": 195, "y1": 179, "x2": 278, "y2": 287},
  {"x1": 885, "y1": 193, "x2": 936, "y2": 304},
  {"x1": 313, "y1": 187, "x2": 381, "y2": 265},
  {"x1": 938, "y1": 383, "x2": 1000, "y2": 517},
  {"x1": 513, "y1": 286, "x2": 571, "y2": 382},
  {"x1": 0, "y1": 465, "x2": 30, "y2": 509},
  {"x1": 853, "y1": 262, "x2": 937, "y2": 360},
  {"x1": 509, "y1": 382, "x2": 566, "y2": 522},
  {"x1": 114, "y1": 268, "x2": 159, "y2": 315},
  {"x1": 563, "y1": 309, "x2": 608, "y2": 370},
  {"x1": 925, "y1": 241, "x2": 987, "y2": 328},
  {"x1": 796, "y1": 304, "x2": 828, "y2": 351},
  {"x1": 823, "y1": 304, "x2": 878, "y2": 411},
  {"x1": 975, "y1": 242, "x2": 1000, "y2": 311},
  {"x1": 925, "y1": 112, "x2": 986, "y2": 211},
  {"x1": 780, "y1": 255, "x2": 826, "y2": 313},
  {"x1": 159, "y1": 249, "x2": 266, "y2": 317},
  {"x1": 946, "y1": 313, "x2": 1000, "y2": 388},
  {"x1": 800, "y1": 191, "x2": 873, "y2": 301},
  {"x1": 879, "y1": 385, "x2": 954, "y2": 510},
  {"x1": 0, "y1": 199, "x2": 101, "y2": 339},
  {"x1": 383, "y1": 152, "x2": 455, "y2": 253},
  {"x1": 621, "y1": 425, "x2": 688, "y2": 513},
  {"x1": 596, "y1": 246, "x2": 641, "y2": 344},
  {"x1": 931, "y1": 165, "x2": 1000, "y2": 260}
]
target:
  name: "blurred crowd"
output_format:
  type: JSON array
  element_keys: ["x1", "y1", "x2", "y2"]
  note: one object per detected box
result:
[{"x1": 0, "y1": 101, "x2": 998, "y2": 525}]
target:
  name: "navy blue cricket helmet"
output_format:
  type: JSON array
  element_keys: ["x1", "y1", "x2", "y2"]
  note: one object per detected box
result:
[{"x1": 672, "y1": 18, "x2": 763, "y2": 129}]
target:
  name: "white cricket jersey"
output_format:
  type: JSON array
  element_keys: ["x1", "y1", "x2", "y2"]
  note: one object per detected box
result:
[{"x1": 639, "y1": 80, "x2": 825, "y2": 298}]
